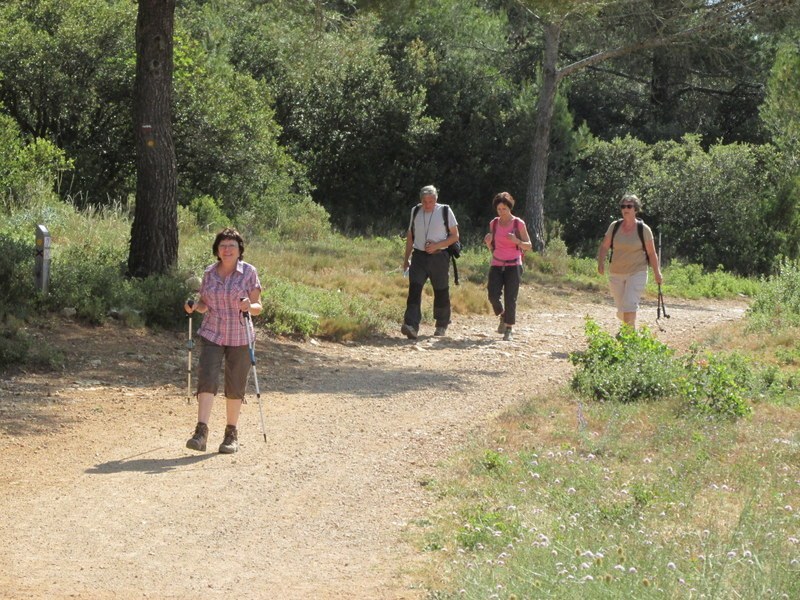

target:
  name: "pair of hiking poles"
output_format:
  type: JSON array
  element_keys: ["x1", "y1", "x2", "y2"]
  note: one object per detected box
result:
[{"x1": 186, "y1": 299, "x2": 267, "y2": 442}]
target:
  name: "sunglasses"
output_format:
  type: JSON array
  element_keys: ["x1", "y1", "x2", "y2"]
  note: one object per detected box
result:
[{"x1": 620, "y1": 204, "x2": 635, "y2": 209}]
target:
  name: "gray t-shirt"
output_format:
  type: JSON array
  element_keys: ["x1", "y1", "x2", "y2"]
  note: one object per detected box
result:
[{"x1": 409, "y1": 204, "x2": 457, "y2": 251}]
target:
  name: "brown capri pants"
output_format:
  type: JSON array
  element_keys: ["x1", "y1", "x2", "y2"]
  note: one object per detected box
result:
[{"x1": 196, "y1": 337, "x2": 251, "y2": 400}]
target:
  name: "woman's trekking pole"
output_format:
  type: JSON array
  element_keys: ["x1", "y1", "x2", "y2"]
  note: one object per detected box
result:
[
  {"x1": 241, "y1": 302, "x2": 267, "y2": 443},
  {"x1": 186, "y1": 299, "x2": 195, "y2": 404}
]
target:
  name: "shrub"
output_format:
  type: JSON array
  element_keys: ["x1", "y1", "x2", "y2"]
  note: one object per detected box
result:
[
  {"x1": 187, "y1": 195, "x2": 230, "y2": 232},
  {"x1": 0, "y1": 232, "x2": 39, "y2": 319},
  {"x1": 748, "y1": 258, "x2": 800, "y2": 329},
  {"x1": 679, "y1": 350, "x2": 754, "y2": 418},
  {"x1": 46, "y1": 243, "x2": 129, "y2": 324},
  {"x1": 570, "y1": 318, "x2": 678, "y2": 403},
  {"x1": 0, "y1": 323, "x2": 64, "y2": 371}
]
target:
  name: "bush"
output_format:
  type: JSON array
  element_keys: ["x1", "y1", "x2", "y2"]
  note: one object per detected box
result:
[
  {"x1": 0, "y1": 232, "x2": 39, "y2": 319},
  {"x1": 570, "y1": 318, "x2": 678, "y2": 403},
  {"x1": 679, "y1": 350, "x2": 754, "y2": 418},
  {"x1": 0, "y1": 323, "x2": 64, "y2": 371},
  {"x1": 46, "y1": 243, "x2": 129, "y2": 324},
  {"x1": 570, "y1": 318, "x2": 762, "y2": 418},
  {"x1": 748, "y1": 258, "x2": 800, "y2": 329},
  {"x1": 568, "y1": 135, "x2": 788, "y2": 275}
]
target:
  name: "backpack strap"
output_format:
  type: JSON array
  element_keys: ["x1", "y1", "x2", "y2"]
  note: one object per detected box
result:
[
  {"x1": 410, "y1": 204, "x2": 421, "y2": 241},
  {"x1": 441, "y1": 204, "x2": 460, "y2": 285}
]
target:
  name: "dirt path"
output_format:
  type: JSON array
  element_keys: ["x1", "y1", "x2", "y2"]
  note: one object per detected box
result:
[{"x1": 0, "y1": 291, "x2": 746, "y2": 599}]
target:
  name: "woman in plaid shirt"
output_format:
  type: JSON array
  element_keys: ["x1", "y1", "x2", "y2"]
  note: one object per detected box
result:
[{"x1": 184, "y1": 228, "x2": 262, "y2": 454}]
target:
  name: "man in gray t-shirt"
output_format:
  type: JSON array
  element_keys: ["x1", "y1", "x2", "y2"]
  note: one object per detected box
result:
[{"x1": 400, "y1": 185, "x2": 460, "y2": 339}]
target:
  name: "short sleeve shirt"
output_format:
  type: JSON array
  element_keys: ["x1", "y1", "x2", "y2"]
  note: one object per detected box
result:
[
  {"x1": 606, "y1": 220, "x2": 654, "y2": 275},
  {"x1": 197, "y1": 260, "x2": 262, "y2": 347},
  {"x1": 409, "y1": 204, "x2": 457, "y2": 251}
]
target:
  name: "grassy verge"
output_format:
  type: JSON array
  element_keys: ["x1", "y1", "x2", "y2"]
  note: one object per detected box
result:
[
  {"x1": 413, "y1": 272, "x2": 800, "y2": 597},
  {"x1": 416, "y1": 391, "x2": 800, "y2": 599}
]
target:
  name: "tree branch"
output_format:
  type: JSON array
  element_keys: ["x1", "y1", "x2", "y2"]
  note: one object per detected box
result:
[{"x1": 556, "y1": 0, "x2": 785, "y2": 82}]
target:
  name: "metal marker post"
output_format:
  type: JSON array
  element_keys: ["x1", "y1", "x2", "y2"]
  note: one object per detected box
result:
[{"x1": 34, "y1": 225, "x2": 51, "y2": 296}]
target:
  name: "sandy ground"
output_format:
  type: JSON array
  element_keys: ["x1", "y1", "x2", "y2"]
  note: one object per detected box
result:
[{"x1": 0, "y1": 289, "x2": 746, "y2": 599}]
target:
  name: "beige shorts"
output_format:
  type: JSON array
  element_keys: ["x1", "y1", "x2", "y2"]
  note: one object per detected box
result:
[
  {"x1": 196, "y1": 337, "x2": 252, "y2": 400},
  {"x1": 608, "y1": 270, "x2": 648, "y2": 318}
]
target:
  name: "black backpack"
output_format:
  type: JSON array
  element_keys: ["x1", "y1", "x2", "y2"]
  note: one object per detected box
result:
[
  {"x1": 411, "y1": 203, "x2": 462, "y2": 285},
  {"x1": 610, "y1": 218, "x2": 648, "y2": 264}
]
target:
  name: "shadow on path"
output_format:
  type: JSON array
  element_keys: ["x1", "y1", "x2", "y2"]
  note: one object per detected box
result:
[{"x1": 86, "y1": 448, "x2": 217, "y2": 475}]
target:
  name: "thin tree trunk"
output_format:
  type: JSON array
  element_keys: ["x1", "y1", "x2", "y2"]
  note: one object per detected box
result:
[
  {"x1": 127, "y1": 0, "x2": 178, "y2": 278},
  {"x1": 524, "y1": 21, "x2": 560, "y2": 252}
]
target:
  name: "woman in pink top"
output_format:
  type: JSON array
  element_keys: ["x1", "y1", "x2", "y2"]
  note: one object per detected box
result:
[
  {"x1": 184, "y1": 228, "x2": 262, "y2": 454},
  {"x1": 483, "y1": 192, "x2": 532, "y2": 341}
]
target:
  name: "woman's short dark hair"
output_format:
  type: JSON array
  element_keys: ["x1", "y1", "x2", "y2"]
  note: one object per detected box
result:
[
  {"x1": 492, "y1": 191, "x2": 515, "y2": 210},
  {"x1": 212, "y1": 227, "x2": 245, "y2": 260}
]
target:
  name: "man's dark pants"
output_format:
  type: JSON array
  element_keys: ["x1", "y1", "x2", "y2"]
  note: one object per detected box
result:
[{"x1": 403, "y1": 250, "x2": 451, "y2": 329}]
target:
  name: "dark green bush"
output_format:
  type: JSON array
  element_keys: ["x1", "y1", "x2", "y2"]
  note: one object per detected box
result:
[
  {"x1": 46, "y1": 243, "x2": 129, "y2": 324},
  {"x1": 748, "y1": 258, "x2": 800, "y2": 329},
  {"x1": 128, "y1": 274, "x2": 193, "y2": 330},
  {"x1": 0, "y1": 324, "x2": 64, "y2": 371},
  {"x1": 679, "y1": 350, "x2": 754, "y2": 418},
  {"x1": 0, "y1": 233, "x2": 39, "y2": 319},
  {"x1": 570, "y1": 319, "x2": 678, "y2": 403}
]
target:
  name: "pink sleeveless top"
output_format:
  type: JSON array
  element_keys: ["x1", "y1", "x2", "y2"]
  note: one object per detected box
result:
[{"x1": 491, "y1": 217, "x2": 524, "y2": 267}]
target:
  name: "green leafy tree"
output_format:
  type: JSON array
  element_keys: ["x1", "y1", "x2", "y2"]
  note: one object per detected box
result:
[
  {"x1": 512, "y1": 0, "x2": 794, "y2": 250},
  {"x1": 762, "y1": 38, "x2": 800, "y2": 171},
  {"x1": 171, "y1": 27, "x2": 307, "y2": 228},
  {"x1": 0, "y1": 0, "x2": 135, "y2": 203}
]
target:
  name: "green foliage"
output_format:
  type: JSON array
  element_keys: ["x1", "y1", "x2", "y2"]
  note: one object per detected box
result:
[
  {"x1": 46, "y1": 243, "x2": 129, "y2": 325},
  {"x1": 748, "y1": 258, "x2": 800, "y2": 329},
  {"x1": 186, "y1": 195, "x2": 230, "y2": 232},
  {"x1": 660, "y1": 261, "x2": 760, "y2": 299},
  {"x1": 568, "y1": 134, "x2": 789, "y2": 274},
  {"x1": 0, "y1": 323, "x2": 64, "y2": 370},
  {"x1": 679, "y1": 350, "x2": 754, "y2": 418},
  {"x1": 455, "y1": 506, "x2": 522, "y2": 552},
  {"x1": 0, "y1": 232, "x2": 39, "y2": 319},
  {"x1": 0, "y1": 111, "x2": 71, "y2": 208},
  {"x1": 422, "y1": 389, "x2": 800, "y2": 599},
  {"x1": 570, "y1": 319, "x2": 678, "y2": 403},
  {"x1": 265, "y1": 14, "x2": 439, "y2": 232},
  {"x1": 261, "y1": 276, "x2": 384, "y2": 340},
  {"x1": 172, "y1": 28, "x2": 309, "y2": 228},
  {"x1": 570, "y1": 318, "x2": 772, "y2": 418},
  {"x1": 0, "y1": 0, "x2": 136, "y2": 202},
  {"x1": 762, "y1": 39, "x2": 800, "y2": 168},
  {"x1": 127, "y1": 274, "x2": 191, "y2": 330}
]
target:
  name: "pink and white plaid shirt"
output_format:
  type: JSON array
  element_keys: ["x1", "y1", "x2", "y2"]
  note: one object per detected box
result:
[{"x1": 197, "y1": 260, "x2": 262, "y2": 347}]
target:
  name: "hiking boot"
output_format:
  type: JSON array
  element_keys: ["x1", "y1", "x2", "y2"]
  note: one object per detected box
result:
[
  {"x1": 218, "y1": 425, "x2": 239, "y2": 454},
  {"x1": 186, "y1": 422, "x2": 208, "y2": 452},
  {"x1": 401, "y1": 323, "x2": 418, "y2": 339},
  {"x1": 503, "y1": 328, "x2": 513, "y2": 342},
  {"x1": 497, "y1": 317, "x2": 507, "y2": 334},
  {"x1": 434, "y1": 326, "x2": 447, "y2": 337}
]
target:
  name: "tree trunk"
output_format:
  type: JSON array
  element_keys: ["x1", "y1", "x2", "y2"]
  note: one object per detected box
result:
[
  {"x1": 127, "y1": 0, "x2": 178, "y2": 278},
  {"x1": 524, "y1": 21, "x2": 561, "y2": 252}
]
